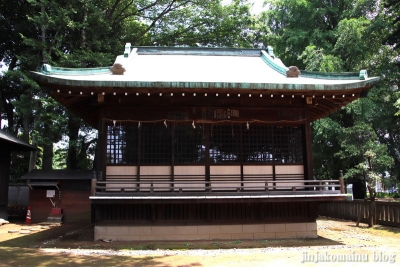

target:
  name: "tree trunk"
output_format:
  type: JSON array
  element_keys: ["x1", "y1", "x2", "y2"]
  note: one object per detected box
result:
[
  {"x1": 29, "y1": 93, "x2": 42, "y2": 171},
  {"x1": 28, "y1": 140, "x2": 37, "y2": 171},
  {"x1": 42, "y1": 143, "x2": 53, "y2": 170},
  {"x1": 369, "y1": 199, "x2": 376, "y2": 227},
  {"x1": 41, "y1": 4, "x2": 48, "y2": 64},
  {"x1": 6, "y1": 104, "x2": 14, "y2": 132},
  {"x1": 29, "y1": 2, "x2": 47, "y2": 170},
  {"x1": 22, "y1": 112, "x2": 30, "y2": 144},
  {"x1": 367, "y1": 185, "x2": 376, "y2": 227},
  {"x1": 42, "y1": 122, "x2": 53, "y2": 170},
  {"x1": 67, "y1": 115, "x2": 80, "y2": 169}
]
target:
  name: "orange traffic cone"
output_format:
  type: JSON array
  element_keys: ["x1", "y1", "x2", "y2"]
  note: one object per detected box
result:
[{"x1": 25, "y1": 206, "x2": 32, "y2": 223}]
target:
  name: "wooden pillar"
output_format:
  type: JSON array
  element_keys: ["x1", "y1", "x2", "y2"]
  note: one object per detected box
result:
[
  {"x1": 304, "y1": 108, "x2": 314, "y2": 180},
  {"x1": 137, "y1": 124, "x2": 141, "y2": 184},
  {"x1": 205, "y1": 124, "x2": 210, "y2": 183},
  {"x1": 0, "y1": 150, "x2": 11, "y2": 219},
  {"x1": 271, "y1": 127, "x2": 276, "y2": 183},
  {"x1": 240, "y1": 125, "x2": 244, "y2": 187},
  {"x1": 170, "y1": 124, "x2": 175, "y2": 190},
  {"x1": 96, "y1": 108, "x2": 106, "y2": 181}
]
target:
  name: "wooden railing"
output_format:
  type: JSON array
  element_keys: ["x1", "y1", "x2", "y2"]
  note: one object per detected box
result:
[
  {"x1": 319, "y1": 200, "x2": 400, "y2": 228},
  {"x1": 94, "y1": 175, "x2": 345, "y2": 195}
]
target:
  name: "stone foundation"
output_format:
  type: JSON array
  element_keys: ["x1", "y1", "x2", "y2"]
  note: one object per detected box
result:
[{"x1": 94, "y1": 222, "x2": 317, "y2": 241}]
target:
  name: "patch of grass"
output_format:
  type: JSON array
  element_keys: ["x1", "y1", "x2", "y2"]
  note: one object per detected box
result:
[
  {"x1": 144, "y1": 242, "x2": 155, "y2": 250},
  {"x1": 118, "y1": 242, "x2": 157, "y2": 251},
  {"x1": 376, "y1": 192, "x2": 400, "y2": 199},
  {"x1": 232, "y1": 240, "x2": 242, "y2": 244}
]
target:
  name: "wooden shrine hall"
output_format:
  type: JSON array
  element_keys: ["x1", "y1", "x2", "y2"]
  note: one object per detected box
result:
[{"x1": 31, "y1": 45, "x2": 379, "y2": 241}]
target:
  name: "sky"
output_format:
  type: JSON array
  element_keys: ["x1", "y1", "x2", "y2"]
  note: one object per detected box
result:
[
  {"x1": 223, "y1": 0, "x2": 267, "y2": 14},
  {"x1": 250, "y1": 0, "x2": 267, "y2": 14}
]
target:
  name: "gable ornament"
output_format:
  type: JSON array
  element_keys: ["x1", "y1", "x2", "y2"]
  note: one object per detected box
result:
[
  {"x1": 286, "y1": 66, "x2": 300, "y2": 78},
  {"x1": 110, "y1": 63, "x2": 126, "y2": 75}
]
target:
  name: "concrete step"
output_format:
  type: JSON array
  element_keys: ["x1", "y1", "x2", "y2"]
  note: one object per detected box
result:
[{"x1": 47, "y1": 214, "x2": 64, "y2": 223}]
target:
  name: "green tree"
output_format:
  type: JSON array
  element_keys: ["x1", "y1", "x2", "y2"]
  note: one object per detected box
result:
[
  {"x1": 148, "y1": 0, "x2": 256, "y2": 47},
  {"x1": 264, "y1": 0, "x2": 399, "y2": 197},
  {"x1": 1, "y1": 0, "x2": 258, "y2": 174},
  {"x1": 382, "y1": 0, "x2": 400, "y2": 49},
  {"x1": 265, "y1": 0, "x2": 380, "y2": 68}
]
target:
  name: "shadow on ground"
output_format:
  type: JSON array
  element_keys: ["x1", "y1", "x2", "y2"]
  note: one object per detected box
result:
[
  {"x1": 0, "y1": 247, "x2": 175, "y2": 267},
  {"x1": 0, "y1": 218, "x2": 343, "y2": 250}
]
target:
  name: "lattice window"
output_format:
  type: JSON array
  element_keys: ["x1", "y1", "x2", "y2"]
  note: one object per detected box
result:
[
  {"x1": 274, "y1": 127, "x2": 303, "y2": 163},
  {"x1": 106, "y1": 125, "x2": 123, "y2": 164},
  {"x1": 174, "y1": 125, "x2": 205, "y2": 164},
  {"x1": 106, "y1": 123, "x2": 303, "y2": 165},
  {"x1": 243, "y1": 126, "x2": 273, "y2": 163},
  {"x1": 140, "y1": 124, "x2": 172, "y2": 164},
  {"x1": 106, "y1": 125, "x2": 139, "y2": 164},
  {"x1": 123, "y1": 126, "x2": 139, "y2": 164},
  {"x1": 293, "y1": 128, "x2": 303, "y2": 163},
  {"x1": 209, "y1": 125, "x2": 241, "y2": 163}
]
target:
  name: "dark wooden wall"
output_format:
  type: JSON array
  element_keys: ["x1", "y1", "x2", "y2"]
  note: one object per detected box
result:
[
  {"x1": 94, "y1": 201, "x2": 319, "y2": 225},
  {"x1": 0, "y1": 150, "x2": 11, "y2": 219},
  {"x1": 29, "y1": 180, "x2": 91, "y2": 223}
]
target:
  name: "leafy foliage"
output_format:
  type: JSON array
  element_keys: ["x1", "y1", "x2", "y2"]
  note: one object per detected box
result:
[
  {"x1": 382, "y1": 0, "x2": 400, "y2": 49},
  {"x1": 265, "y1": 0, "x2": 381, "y2": 68},
  {"x1": 299, "y1": 46, "x2": 343, "y2": 72},
  {"x1": 1, "y1": 0, "x2": 259, "y2": 176},
  {"x1": 264, "y1": 0, "x2": 400, "y2": 194}
]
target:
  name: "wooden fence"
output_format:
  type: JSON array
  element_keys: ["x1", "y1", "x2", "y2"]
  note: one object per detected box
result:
[
  {"x1": 319, "y1": 200, "x2": 400, "y2": 227},
  {"x1": 96, "y1": 176, "x2": 345, "y2": 195}
]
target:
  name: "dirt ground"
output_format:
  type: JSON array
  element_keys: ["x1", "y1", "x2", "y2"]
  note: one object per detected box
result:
[{"x1": 0, "y1": 216, "x2": 400, "y2": 266}]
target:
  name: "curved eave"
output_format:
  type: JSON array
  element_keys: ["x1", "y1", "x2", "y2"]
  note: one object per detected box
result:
[
  {"x1": 30, "y1": 70, "x2": 380, "y2": 129},
  {"x1": 30, "y1": 71, "x2": 379, "y2": 91}
]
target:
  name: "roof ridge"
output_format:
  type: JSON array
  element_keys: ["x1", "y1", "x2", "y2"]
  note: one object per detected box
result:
[{"x1": 135, "y1": 47, "x2": 262, "y2": 57}]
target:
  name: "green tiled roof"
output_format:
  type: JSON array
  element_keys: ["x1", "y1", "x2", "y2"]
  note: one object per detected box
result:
[
  {"x1": 41, "y1": 64, "x2": 111, "y2": 75},
  {"x1": 301, "y1": 70, "x2": 362, "y2": 80},
  {"x1": 31, "y1": 46, "x2": 379, "y2": 91}
]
